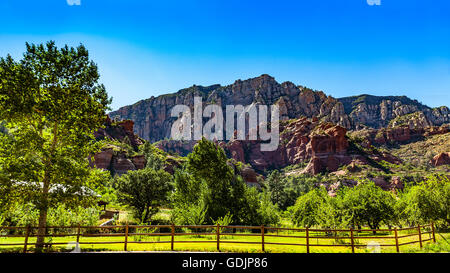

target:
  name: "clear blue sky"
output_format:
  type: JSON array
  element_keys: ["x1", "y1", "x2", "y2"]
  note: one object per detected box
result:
[{"x1": 1, "y1": 0, "x2": 449, "y2": 111}]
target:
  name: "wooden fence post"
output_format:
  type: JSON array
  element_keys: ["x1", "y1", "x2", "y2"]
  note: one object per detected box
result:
[
  {"x1": 350, "y1": 228, "x2": 355, "y2": 253},
  {"x1": 124, "y1": 223, "x2": 129, "y2": 251},
  {"x1": 431, "y1": 223, "x2": 436, "y2": 243},
  {"x1": 394, "y1": 227, "x2": 399, "y2": 253},
  {"x1": 23, "y1": 226, "x2": 30, "y2": 253},
  {"x1": 306, "y1": 227, "x2": 310, "y2": 254},
  {"x1": 171, "y1": 224, "x2": 175, "y2": 251},
  {"x1": 261, "y1": 225, "x2": 265, "y2": 252},
  {"x1": 216, "y1": 223, "x2": 220, "y2": 252},
  {"x1": 417, "y1": 225, "x2": 422, "y2": 248}
]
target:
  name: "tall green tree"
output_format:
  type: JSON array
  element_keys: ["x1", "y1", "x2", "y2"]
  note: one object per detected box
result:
[
  {"x1": 0, "y1": 41, "x2": 111, "y2": 250},
  {"x1": 174, "y1": 138, "x2": 268, "y2": 225},
  {"x1": 185, "y1": 138, "x2": 237, "y2": 222},
  {"x1": 266, "y1": 170, "x2": 286, "y2": 209},
  {"x1": 339, "y1": 180, "x2": 396, "y2": 232},
  {"x1": 396, "y1": 174, "x2": 449, "y2": 227},
  {"x1": 290, "y1": 187, "x2": 328, "y2": 228},
  {"x1": 114, "y1": 168, "x2": 173, "y2": 223}
]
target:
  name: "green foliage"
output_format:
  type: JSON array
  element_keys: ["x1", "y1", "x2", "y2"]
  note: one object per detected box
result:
[
  {"x1": 290, "y1": 180, "x2": 397, "y2": 230},
  {"x1": 257, "y1": 190, "x2": 281, "y2": 226},
  {"x1": 173, "y1": 138, "x2": 280, "y2": 226},
  {"x1": 172, "y1": 167, "x2": 201, "y2": 206},
  {"x1": 214, "y1": 212, "x2": 233, "y2": 232},
  {"x1": 47, "y1": 204, "x2": 99, "y2": 227},
  {"x1": 0, "y1": 202, "x2": 99, "y2": 227},
  {"x1": 396, "y1": 174, "x2": 449, "y2": 228},
  {"x1": 139, "y1": 141, "x2": 167, "y2": 170},
  {"x1": 0, "y1": 41, "x2": 111, "y2": 248},
  {"x1": 338, "y1": 180, "x2": 396, "y2": 230},
  {"x1": 173, "y1": 200, "x2": 208, "y2": 226},
  {"x1": 315, "y1": 196, "x2": 351, "y2": 230},
  {"x1": 266, "y1": 170, "x2": 285, "y2": 208},
  {"x1": 114, "y1": 168, "x2": 173, "y2": 223},
  {"x1": 265, "y1": 171, "x2": 317, "y2": 211},
  {"x1": 184, "y1": 138, "x2": 240, "y2": 223},
  {"x1": 290, "y1": 187, "x2": 329, "y2": 228}
]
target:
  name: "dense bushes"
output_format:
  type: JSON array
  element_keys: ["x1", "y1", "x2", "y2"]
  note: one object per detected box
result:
[
  {"x1": 338, "y1": 181, "x2": 396, "y2": 230},
  {"x1": 290, "y1": 187, "x2": 328, "y2": 228},
  {"x1": 396, "y1": 174, "x2": 449, "y2": 228},
  {"x1": 2, "y1": 136, "x2": 447, "y2": 231},
  {"x1": 287, "y1": 175, "x2": 449, "y2": 230},
  {"x1": 0, "y1": 203, "x2": 99, "y2": 227},
  {"x1": 114, "y1": 168, "x2": 173, "y2": 224},
  {"x1": 265, "y1": 171, "x2": 319, "y2": 211},
  {"x1": 171, "y1": 138, "x2": 280, "y2": 226}
]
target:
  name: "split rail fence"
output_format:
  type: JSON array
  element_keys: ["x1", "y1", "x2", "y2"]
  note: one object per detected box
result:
[{"x1": 0, "y1": 223, "x2": 436, "y2": 253}]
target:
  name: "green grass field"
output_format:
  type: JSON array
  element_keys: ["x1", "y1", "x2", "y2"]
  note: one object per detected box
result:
[{"x1": 1, "y1": 227, "x2": 448, "y2": 253}]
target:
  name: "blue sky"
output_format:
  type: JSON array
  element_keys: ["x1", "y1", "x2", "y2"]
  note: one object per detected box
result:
[{"x1": 0, "y1": 0, "x2": 449, "y2": 111}]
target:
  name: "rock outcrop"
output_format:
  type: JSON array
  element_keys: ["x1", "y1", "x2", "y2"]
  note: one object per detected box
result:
[
  {"x1": 156, "y1": 117, "x2": 401, "y2": 175},
  {"x1": 220, "y1": 118, "x2": 352, "y2": 174},
  {"x1": 91, "y1": 148, "x2": 114, "y2": 170},
  {"x1": 430, "y1": 152, "x2": 450, "y2": 167},
  {"x1": 351, "y1": 124, "x2": 450, "y2": 146},
  {"x1": 94, "y1": 116, "x2": 144, "y2": 149},
  {"x1": 91, "y1": 118, "x2": 147, "y2": 175}
]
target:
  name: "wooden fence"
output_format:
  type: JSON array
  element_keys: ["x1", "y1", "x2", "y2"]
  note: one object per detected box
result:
[{"x1": 0, "y1": 223, "x2": 436, "y2": 253}]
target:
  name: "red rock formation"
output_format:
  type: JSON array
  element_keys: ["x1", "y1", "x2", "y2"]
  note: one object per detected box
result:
[
  {"x1": 227, "y1": 140, "x2": 246, "y2": 163},
  {"x1": 430, "y1": 152, "x2": 450, "y2": 167},
  {"x1": 131, "y1": 155, "x2": 147, "y2": 170},
  {"x1": 222, "y1": 118, "x2": 353, "y2": 174},
  {"x1": 112, "y1": 153, "x2": 136, "y2": 175},
  {"x1": 157, "y1": 117, "x2": 401, "y2": 175},
  {"x1": 163, "y1": 156, "x2": 182, "y2": 175},
  {"x1": 92, "y1": 119, "x2": 148, "y2": 175},
  {"x1": 391, "y1": 176, "x2": 404, "y2": 191},
  {"x1": 92, "y1": 148, "x2": 114, "y2": 170},
  {"x1": 360, "y1": 124, "x2": 449, "y2": 146},
  {"x1": 94, "y1": 117, "x2": 143, "y2": 149},
  {"x1": 241, "y1": 166, "x2": 259, "y2": 184},
  {"x1": 372, "y1": 176, "x2": 404, "y2": 191}
]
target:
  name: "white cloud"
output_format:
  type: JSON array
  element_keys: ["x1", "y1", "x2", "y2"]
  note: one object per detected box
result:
[{"x1": 67, "y1": 0, "x2": 81, "y2": 6}]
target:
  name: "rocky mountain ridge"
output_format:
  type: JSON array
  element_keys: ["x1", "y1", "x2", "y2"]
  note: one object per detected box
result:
[{"x1": 109, "y1": 74, "x2": 450, "y2": 142}]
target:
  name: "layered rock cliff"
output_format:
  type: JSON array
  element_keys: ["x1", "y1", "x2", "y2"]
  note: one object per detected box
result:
[
  {"x1": 156, "y1": 117, "x2": 403, "y2": 176},
  {"x1": 109, "y1": 74, "x2": 449, "y2": 142}
]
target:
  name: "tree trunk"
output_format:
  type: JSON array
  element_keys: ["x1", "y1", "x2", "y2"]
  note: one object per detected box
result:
[
  {"x1": 35, "y1": 123, "x2": 58, "y2": 252},
  {"x1": 35, "y1": 179, "x2": 50, "y2": 252},
  {"x1": 143, "y1": 207, "x2": 150, "y2": 224}
]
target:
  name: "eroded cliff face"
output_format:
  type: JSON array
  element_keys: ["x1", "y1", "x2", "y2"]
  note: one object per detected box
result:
[
  {"x1": 349, "y1": 124, "x2": 450, "y2": 146},
  {"x1": 94, "y1": 116, "x2": 144, "y2": 149},
  {"x1": 109, "y1": 75, "x2": 449, "y2": 142},
  {"x1": 339, "y1": 95, "x2": 450, "y2": 130},
  {"x1": 108, "y1": 74, "x2": 352, "y2": 142},
  {"x1": 155, "y1": 117, "x2": 403, "y2": 176}
]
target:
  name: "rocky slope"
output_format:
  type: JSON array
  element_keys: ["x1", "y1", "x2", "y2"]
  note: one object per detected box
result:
[
  {"x1": 157, "y1": 117, "x2": 403, "y2": 176},
  {"x1": 91, "y1": 119, "x2": 261, "y2": 186},
  {"x1": 109, "y1": 74, "x2": 450, "y2": 141}
]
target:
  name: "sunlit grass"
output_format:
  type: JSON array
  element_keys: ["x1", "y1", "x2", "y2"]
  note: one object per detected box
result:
[{"x1": 1, "y1": 227, "x2": 446, "y2": 253}]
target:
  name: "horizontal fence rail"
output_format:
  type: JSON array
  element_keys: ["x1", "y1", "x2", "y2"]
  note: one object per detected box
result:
[{"x1": 0, "y1": 223, "x2": 436, "y2": 253}]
